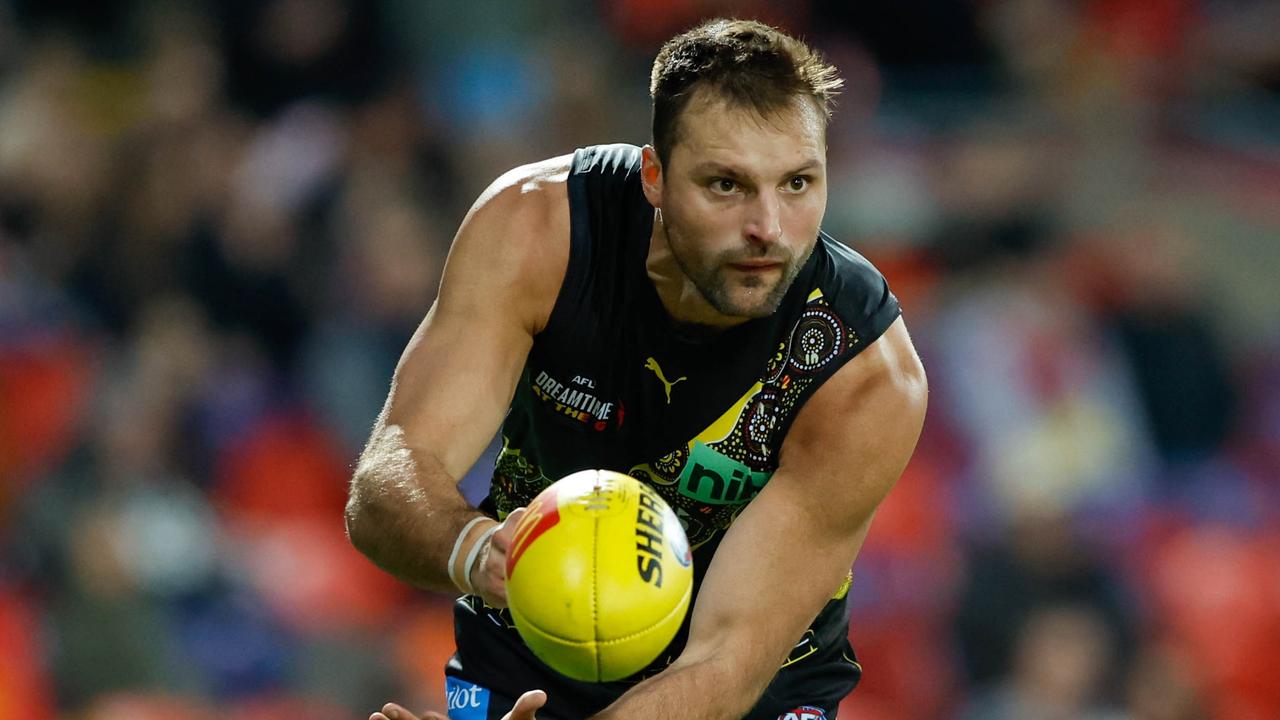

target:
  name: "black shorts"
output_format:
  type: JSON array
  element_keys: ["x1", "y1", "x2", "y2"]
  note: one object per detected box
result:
[
  {"x1": 445, "y1": 597, "x2": 860, "y2": 720},
  {"x1": 444, "y1": 654, "x2": 853, "y2": 720}
]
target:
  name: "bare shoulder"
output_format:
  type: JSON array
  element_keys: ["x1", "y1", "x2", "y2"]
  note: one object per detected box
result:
[
  {"x1": 777, "y1": 318, "x2": 927, "y2": 520},
  {"x1": 474, "y1": 154, "x2": 574, "y2": 220},
  {"x1": 443, "y1": 154, "x2": 574, "y2": 334}
]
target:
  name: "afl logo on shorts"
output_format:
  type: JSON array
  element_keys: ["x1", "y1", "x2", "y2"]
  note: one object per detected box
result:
[{"x1": 777, "y1": 706, "x2": 827, "y2": 720}]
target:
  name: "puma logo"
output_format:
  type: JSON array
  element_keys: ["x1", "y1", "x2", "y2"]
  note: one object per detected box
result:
[{"x1": 644, "y1": 357, "x2": 686, "y2": 404}]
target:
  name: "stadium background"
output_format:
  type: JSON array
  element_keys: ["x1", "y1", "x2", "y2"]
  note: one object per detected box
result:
[{"x1": 0, "y1": 0, "x2": 1277, "y2": 718}]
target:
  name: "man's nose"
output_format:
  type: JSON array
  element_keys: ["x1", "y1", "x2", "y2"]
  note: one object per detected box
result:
[{"x1": 744, "y1": 191, "x2": 782, "y2": 245}]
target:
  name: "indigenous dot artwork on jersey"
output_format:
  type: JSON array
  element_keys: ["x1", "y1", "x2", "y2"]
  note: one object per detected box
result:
[
  {"x1": 492, "y1": 291, "x2": 859, "y2": 550},
  {"x1": 628, "y1": 292, "x2": 859, "y2": 549},
  {"x1": 491, "y1": 439, "x2": 551, "y2": 519}
]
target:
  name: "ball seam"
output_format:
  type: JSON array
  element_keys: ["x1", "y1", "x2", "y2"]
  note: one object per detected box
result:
[
  {"x1": 593, "y1": 580, "x2": 691, "y2": 645},
  {"x1": 592, "y1": 509, "x2": 601, "y2": 679},
  {"x1": 513, "y1": 580, "x2": 692, "y2": 646}
]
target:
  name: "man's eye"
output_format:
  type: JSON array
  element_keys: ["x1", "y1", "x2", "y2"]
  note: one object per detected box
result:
[
  {"x1": 711, "y1": 178, "x2": 738, "y2": 194},
  {"x1": 788, "y1": 176, "x2": 809, "y2": 191}
]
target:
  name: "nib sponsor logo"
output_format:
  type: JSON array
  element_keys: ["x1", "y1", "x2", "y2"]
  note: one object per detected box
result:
[
  {"x1": 777, "y1": 707, "x2": 827, "y2": 720},
  {"x1": 677, "y1": 441, "x2": 771, "y2": 505}
]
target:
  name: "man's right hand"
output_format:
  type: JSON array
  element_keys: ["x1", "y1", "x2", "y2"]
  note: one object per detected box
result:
[{"x1": 467, "y1": 507, "x2": 528, "y2": 607}]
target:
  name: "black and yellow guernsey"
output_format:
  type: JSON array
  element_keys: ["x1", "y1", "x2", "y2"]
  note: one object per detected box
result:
[{"x1": 448, "y1": 144, "x2": 901, "y2": 720}]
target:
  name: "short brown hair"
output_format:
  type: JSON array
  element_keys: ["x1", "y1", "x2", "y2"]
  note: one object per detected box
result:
[{"x1": 649, "y1": 19, "x2": 843, "y2": 165}]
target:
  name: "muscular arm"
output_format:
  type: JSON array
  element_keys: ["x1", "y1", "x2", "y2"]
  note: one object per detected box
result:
[
  {"x1": 345, "y1": 158, "x2": 570, "y2": 596},
  {"x1": 593, "y1": 318, "x2": 927, "y2": 720}
]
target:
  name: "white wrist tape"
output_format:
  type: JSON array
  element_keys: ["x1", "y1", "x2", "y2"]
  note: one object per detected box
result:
[
  {"x1": 448, "y1": 516, "x2": 491, "y2": 594},
  {"x1": 463, "y1": 524, "x2": 501, "y2": 595}
]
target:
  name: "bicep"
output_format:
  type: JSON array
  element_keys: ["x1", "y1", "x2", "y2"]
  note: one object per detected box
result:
[
  {"x1": 380, "y1": 300, "x2": 532, "y2": 479},
  {"x1": 679, "y1": 319, "x2": 927, "y2": 673},
  {"x1": 375, "y1": 173, "x2": 568, "y2": 480}
]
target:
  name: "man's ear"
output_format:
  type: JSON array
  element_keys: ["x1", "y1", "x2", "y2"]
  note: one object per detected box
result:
[{"x1": 640, "y1": 145, "x2": 663, "y2": 208}]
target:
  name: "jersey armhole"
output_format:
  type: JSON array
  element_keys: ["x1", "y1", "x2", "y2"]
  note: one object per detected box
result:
[
  {"x1": 770, "y1": 281, "x2": 902, "y2": 445},
  {"x1": 538, "y1": 154, "x2": 592, "y2": 342}
]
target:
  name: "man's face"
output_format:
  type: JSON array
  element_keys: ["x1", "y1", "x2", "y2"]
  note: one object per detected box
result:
[{"x1": 645, "y1": 90, "x2": 828, "y2": 320}]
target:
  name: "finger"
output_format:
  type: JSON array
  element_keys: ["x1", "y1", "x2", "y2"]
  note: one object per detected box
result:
[
  {"x1": 475, "y1": 543, "x2": 510, "y2": 607},
  {"x1": 478, "y1": 508, "x2": 529, "y2": 607},
  {"x1": 491, "y1": 507, "x2": 528, "y2": 551},
  {"x1": 468, "y1": 524, "x2": 506, "y2": 605},
  {"x1": 511, "y1": 689, "x2": 547, "y2": 719},
  {"x1": 481, "y1": 540, "x2": 509, "y2": 604},
  {"x1": 379, "y1": 702, "x2": 426, "y2": 720}
]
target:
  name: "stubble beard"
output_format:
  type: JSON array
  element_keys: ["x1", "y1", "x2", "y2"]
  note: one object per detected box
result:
[{"x1": 662, "y1": 217, "x2": 810, "y2": 319}]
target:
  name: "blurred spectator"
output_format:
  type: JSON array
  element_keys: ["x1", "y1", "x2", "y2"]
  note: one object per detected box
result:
[
  {"x1": 815, "y1": 0, "x2": 998, "y2": 95},
  {"x1": 0, "y1": 2, "x2": 1276, "y2": 718},
  {"x1": 1102, "y1": 216, "x2": 1238, "y2": 466},
  {"x1": 302, "y1": 179, "x2": 446, "y2": 451},
  {"x1": 218, "y1": 0, "x2": 393, "y2": 118},
  {"x1": 931, "y1": 258, "x2": 1153, "y2": 520},
  {"x1": 960, "y1": 603, "x2": 1125, "y2": 720},
  {"x1": 1122, "y1": 643, "x2": 1206, "y2": 720},
  {"x1": 952, "y1": 509, "x2": 1137, "y2": 690}
]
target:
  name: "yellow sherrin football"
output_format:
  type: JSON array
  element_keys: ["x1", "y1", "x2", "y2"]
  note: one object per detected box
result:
[{"x1": 504, "y1": 469, "x2": 694, "y2": 682}]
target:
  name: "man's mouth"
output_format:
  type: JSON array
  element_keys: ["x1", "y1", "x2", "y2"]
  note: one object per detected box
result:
[{"x1": 728, "y1": 260, "x2": 783, "y2": 272}]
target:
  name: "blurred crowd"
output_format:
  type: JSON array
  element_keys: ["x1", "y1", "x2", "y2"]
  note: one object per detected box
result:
[{"x1": 1, "y1": 0, "x2": 1277, "y2": 719}]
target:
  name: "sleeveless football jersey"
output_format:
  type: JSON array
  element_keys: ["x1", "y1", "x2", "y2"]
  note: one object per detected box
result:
[{"x1": 449, "y1": 144, "x2": 901, "y2": 720}]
